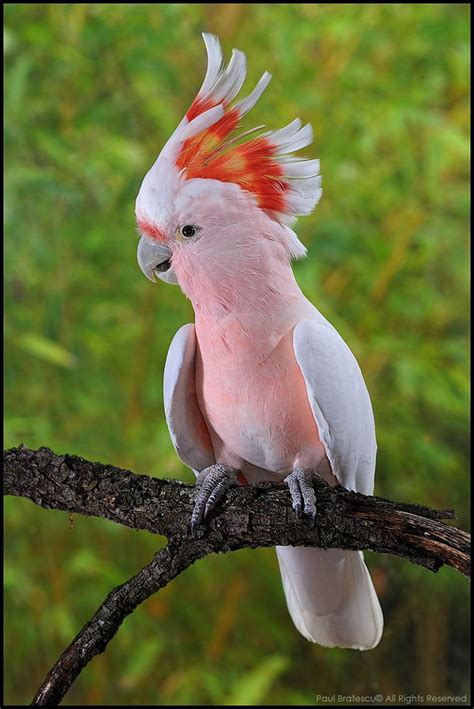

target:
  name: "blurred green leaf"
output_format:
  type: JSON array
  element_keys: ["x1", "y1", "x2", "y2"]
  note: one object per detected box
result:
[
  {"x1": 226, "y1": 655, "x2": 289, "y2": 705},
  {"x1": 119, "y1": 639, "x2": 163, "y2": 690},
  {"x1": 16, "y1": 333, "x2": 76, "y2": 369}
]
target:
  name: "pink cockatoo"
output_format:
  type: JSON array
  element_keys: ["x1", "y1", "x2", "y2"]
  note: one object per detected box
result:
[{"x1": 136, "y1": 34, "x2": 383, "y2": 650}]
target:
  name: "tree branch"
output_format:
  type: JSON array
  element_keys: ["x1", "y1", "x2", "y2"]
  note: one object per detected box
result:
[
  {"x1": 4, "y1": 445, "x2": 469, "y2": 574},
  {"x1": 4, "y1": 445, "x2": 471, "y2": 705},
  {"x1": 30, "y1": 539, "x2": 211, "y2": 705}
]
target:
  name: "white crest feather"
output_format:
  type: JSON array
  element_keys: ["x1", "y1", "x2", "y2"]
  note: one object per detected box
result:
[{"x1": 142, "y1": 33, "x2": 322, "y2": 230}]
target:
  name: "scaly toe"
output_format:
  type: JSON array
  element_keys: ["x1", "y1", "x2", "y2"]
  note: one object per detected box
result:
[
  {"x1": 190, "y1": 464, "x2": 239, "y2": 530},
  {"x1": 285, "y1": 468, "x2": 317, "y2": 526}
]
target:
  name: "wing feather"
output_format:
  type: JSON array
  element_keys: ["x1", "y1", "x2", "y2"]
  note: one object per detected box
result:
[
  {"x1": 293, "y1": 319, "x2": 376, "y2": 495},
  {"x1": 163, "y1": 324, "x2": 215, "y2": 473}
]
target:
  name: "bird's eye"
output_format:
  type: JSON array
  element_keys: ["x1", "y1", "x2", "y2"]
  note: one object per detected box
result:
[{"x1": 180, "y1": 224, "x2": 196, "y2": 238}]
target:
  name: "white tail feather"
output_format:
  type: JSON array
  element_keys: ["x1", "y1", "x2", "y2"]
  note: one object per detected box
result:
[{"x1": 276, "y1": 546, "x2": 383, "y2": 650}]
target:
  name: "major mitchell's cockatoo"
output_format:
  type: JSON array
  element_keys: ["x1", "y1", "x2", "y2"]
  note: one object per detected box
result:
[{"x1": 136, "y1": 34, "x2": 383, "y2": 650}]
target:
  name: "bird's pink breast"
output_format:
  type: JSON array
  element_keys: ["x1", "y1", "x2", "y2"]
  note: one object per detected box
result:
[{"x1": 194, "y1": 321, "x2": 328, "y2": 484}]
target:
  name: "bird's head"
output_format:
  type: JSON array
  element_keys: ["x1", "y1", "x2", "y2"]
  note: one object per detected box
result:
[{"x1": 136, "y1": 34, "x2": 322, "y2": 303}]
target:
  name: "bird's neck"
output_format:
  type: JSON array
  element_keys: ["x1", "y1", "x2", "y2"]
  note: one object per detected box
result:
[{"x1": 190, "y1": 255, "x2": 308, "y2": 353}]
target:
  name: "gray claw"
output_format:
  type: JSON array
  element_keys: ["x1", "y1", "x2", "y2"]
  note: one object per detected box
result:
[
  {"x1": 285, "y1": 468, "x2": 317, "y2": 526},
  {"x1": 190, "y1": 464, "x2": 239, "y2": 531}
]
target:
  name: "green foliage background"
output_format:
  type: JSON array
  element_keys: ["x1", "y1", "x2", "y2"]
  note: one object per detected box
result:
[{"x1": 4, "y1": 3, "x2": 470, "y2": 705}]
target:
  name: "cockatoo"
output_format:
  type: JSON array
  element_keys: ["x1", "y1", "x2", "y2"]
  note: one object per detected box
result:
[{"x1": 135, "y1": 34, "x2": 383, "y2": 650}]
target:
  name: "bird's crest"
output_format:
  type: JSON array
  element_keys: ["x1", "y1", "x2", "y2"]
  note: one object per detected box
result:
[{"x1": 161, "y1": 34, "x2": 321, "y2": 225}]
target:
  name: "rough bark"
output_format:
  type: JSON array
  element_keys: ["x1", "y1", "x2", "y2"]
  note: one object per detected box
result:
[
  {"x1": 3, "y1": 445, "x2": 471, "y2": 706},
  {"x1": 30, "y1": 540, "x2": 211, "y2": 706}
]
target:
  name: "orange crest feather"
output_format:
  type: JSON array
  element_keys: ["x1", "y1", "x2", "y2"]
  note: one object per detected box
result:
[{"x1": 171, "y1": 34, "x2": 322, "y2": 224}]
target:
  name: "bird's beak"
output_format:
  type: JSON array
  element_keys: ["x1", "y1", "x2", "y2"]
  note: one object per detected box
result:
[{"x1": 137, "y1": 236, "x2": 178, "y2": 285}]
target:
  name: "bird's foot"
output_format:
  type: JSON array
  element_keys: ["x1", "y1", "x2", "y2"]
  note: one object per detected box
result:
[
  {"x1": 190, "y1": 464, "x2": 240, "y2": 532},
  {"x1": 285, "y1": 467, "x2": 317, "y2": 527}
]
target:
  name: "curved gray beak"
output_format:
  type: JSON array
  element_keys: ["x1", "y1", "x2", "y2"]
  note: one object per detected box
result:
[{"x1": 137, "y1": 236, "x2": 178, "y2": 285}]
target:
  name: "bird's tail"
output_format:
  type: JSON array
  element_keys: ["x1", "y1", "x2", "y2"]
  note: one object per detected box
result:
[{"x1": 275, "y1": 546, "x2": 383, "y2": 650}]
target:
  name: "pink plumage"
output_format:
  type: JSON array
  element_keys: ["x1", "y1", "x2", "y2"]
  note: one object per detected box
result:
[{"x1": 135, "y1": 34, "x2": 383, "y2": 650}]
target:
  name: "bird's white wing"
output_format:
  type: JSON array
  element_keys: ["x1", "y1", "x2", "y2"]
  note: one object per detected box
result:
[
  {"x1": 293, "y1": 319, "x2": 376, "y2": 495},
  {"x1": 163, "y1": 323, "x2": 215, "y2": 473}
]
